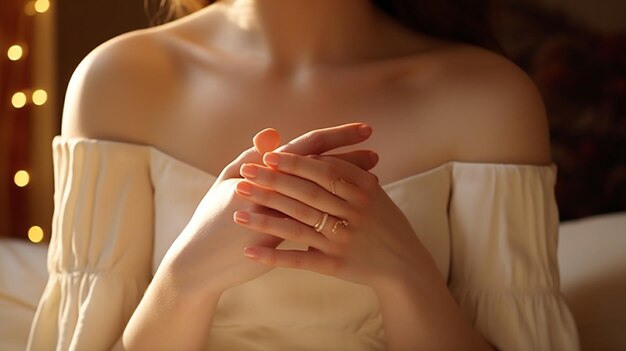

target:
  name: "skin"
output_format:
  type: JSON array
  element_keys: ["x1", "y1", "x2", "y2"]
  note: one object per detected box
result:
[{"x1": 60, "y1": 0, "x2": 553, "y2": 349}]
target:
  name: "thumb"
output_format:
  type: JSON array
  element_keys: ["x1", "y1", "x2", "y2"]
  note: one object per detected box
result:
[{"x1": 253, "y1": 128, "x2": 281, "y2": 155}]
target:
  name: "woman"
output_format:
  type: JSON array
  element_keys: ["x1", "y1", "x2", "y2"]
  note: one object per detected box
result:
[{"x1": 28, "y1": 0, "x2": 579, "y2": 350}]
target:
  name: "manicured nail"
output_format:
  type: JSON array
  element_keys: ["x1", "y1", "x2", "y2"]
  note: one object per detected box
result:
[
  {"x1": 244, "y1": 247, "x2": 260, "y2": 259},
  {"x1": 264, "y1": 153, "x2": 280, "y2": 167},
  {"x1": 359, "y1": 124, "x2": 372, "y2": 137},
  {"x1": 234, "y1": 211, "x2": 250, "y2": 224},
  {"x1": 236, "y1": 182, "x2": 253, "y2": 196},
  {"x1": 240, "y1": 164, "x2": 258, "y2": 178}
]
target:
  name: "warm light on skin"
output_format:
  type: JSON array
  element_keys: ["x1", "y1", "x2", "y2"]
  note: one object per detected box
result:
[
  {"x1": 34, "y1": 0, "x2": 50, "y2": 13},
  {"x1": 226, "y1": 0, "x2": 256, "y2": 30},
  {"x1": 7, "y1": 45, "x2": 23, "y2": 61},
  {"x1": 32, "y1": 89, "x2": 48, "y2": 105},
  {"x1": 11, "y1": 92, "x2": 27, "y2": 108},
  {"x1": 14, "y1": 170, "x2": 30, "y2": 187},
  {"x1": 28, "y1": 226, "x2": 44, "y2": 243}
]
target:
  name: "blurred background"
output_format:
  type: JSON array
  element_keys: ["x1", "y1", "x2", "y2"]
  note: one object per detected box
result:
[{"x1": 1, "y1": 0, "x2": 625, "y2": 243}]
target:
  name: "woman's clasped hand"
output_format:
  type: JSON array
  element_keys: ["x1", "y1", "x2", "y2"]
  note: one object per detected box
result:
[
  {"x1": 160, "y1": 123, "x2": 386, "y2": 297},
  {"x1": 234, "y1": 124, "x2": 433, "y2": 292}
]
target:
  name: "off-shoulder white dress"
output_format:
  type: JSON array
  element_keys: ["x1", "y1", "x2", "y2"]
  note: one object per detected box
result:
[{"x1": 28, "y1": 136, "x2": 579, "y2": 350}]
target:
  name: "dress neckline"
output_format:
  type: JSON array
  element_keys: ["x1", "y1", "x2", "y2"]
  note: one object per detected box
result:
[{"x1": 54, "y1": 135, "x2": 556, "y2": 189}]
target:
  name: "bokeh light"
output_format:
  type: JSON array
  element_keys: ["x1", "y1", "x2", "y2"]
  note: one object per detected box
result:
[
  {"x1": 32, "y1": 89, "x2": 48, "y2": 106},
  {"x1": 28, "y1": 226, "x2": 44, "y2": 243},
  {"x1": 7, "y1": 45, "x2": 23, "y2": 61},
  {"x1": 11, "y1": 92, "x2": 27, "y2": 108},
  {"x1": 14, "y1": 170, "x2": 30, "y2": 187},
  {"x1": 34, "y1": 0, "x2": 50, "y2": 13}
]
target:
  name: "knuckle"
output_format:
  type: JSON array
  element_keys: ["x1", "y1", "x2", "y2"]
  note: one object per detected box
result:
[
  {"x1": 362, "y1": 173, "x2": 379, "y2": 189},
  {"x1": 344, "y1": 208, "x2": 362, "y2": 222},
  {"x1": 323, "y1": 164, "x2": 335, "y2": 182},
  {"x1": 265, "y1": 168, "x2": 278, "y2": 184},
  {"x1": 290, "y1": 220, "x2": 304, "y2": 239},
  {"x1": 293, "y1": 205, "x2": 312, "y2": 223},
  {"x1": 353, "y1": 190, "x2": 370, "y2": 208},
  {"x1": 265, "y1": 251, "x2": 278, "y2": 267},
  {"x1": 257, "y1": 215, "x2": 270, "y2": 230},
  {"x1": 256, "y1": 188, "x2": 269, "y2": 203},
  {"x1": 304, "y1": 131, "x2": 325, "y2": 151},
  {"x1": 349, "y1": 212, "x2": 366, "y2": 227},
  {"x1": 289, "y1": 153, "x2": 301, "y2": 169},
  {"x1": 305, "y1": 185, "x2": 321, "y2": 201}
]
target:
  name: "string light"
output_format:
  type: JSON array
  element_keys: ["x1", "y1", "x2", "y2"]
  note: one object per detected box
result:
[
  {"x1": 32, "y1": 89, "x2": 47, "y2": 106},
  {"x1": 5, "y1": 0, "x2": 53, "y2": 242},
  {"x1": 34, "y1": 0, "x2": 50, "y2": 14},
  {"x1": 14, "y1": 170, "x2": 30, "y2": 187},
  {"x1": 11, "y1": 92, "x2": 27, "y2": 108},
  {"x1": 28, "y1": 226, "x2": 44, "y2": 243},
  {"x1": 7, "y1": 45, "x2": 24, "y2": 61}
]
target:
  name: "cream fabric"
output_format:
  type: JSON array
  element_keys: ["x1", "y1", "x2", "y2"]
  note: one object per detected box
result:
[{"x1": 28, "y1": 136, "x2": 579, "y2": 350}]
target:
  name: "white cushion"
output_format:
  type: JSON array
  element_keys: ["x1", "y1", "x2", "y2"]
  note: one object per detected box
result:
[
  {"x1": 559, "y1": 212, "x2": 626, "y2": 350},
  {"x1": 0, "y1": 239, "x2": 47, "y2": 351}
]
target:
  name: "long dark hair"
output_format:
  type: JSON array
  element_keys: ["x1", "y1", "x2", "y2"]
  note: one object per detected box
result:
[{"x1": 146, "y1": 0, "x2": 504, "y2": 54}]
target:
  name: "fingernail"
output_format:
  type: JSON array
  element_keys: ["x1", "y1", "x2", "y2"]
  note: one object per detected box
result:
[
  {"x1": 234, "y1": 211, "x2": 250, "y2": 224},
  {"x1": 359, "y1": 124, "x2": 372, "y2": 137},
  {"x1": 240, "y1": 164, "x2": 258, "y2": 178},
  {"x1": 236, "y1": 182, "x2": 253, "y2": 196},
  {"x1": 369, "y1": 151, "x2": 379, "y2": 164},
  {"x1": 244, "y1": 247, "x2": 259, "y2": 259},
  {"x1": 264, "y1": 153, "x2": 280, "y2": 167}
]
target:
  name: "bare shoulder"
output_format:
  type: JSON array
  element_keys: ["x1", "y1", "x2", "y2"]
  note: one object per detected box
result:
[
  {"x1": 407, "y1": 44, "x2": 552, "y2": 166},
  {"x1": 60, "y1": 26, "x2": 180, "y2": 143}
]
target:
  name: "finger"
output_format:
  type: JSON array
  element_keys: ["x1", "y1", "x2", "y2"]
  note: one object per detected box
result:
[
  {"x1": 276, "y1": 123, "x2": 372, "y2": 155},
  {"x1": 233, "y1": 211, "x2": 332, "y2": 251},
  {"x1": 221, "y1": 124, "x2": 368, "y2": 180},
  {"x1": 316, "y1": 150, "x2": 379, "y2": 171},
  {"x1": 219, "y1": 146, "x2": 261, "y2": 180},
  {"x1": 222, "y1": 123, "x2": 371, "y2": 181},
  {"x1": 243, "y1": 246, "x2": 341, "y2": 276},
  {"x1": 253, "y1": 128, "x2": 281, "y2": 155},
  {"x1": 237, "y1": 166, "x2": 356, "y2": 220},
  {"x1": 310, "y1": 155, "x2": 379, "y2": 203},
  {"x1": 235, "y1": 178, "x2": 354, "y2": 232},
  {"x1": 263, "y1": 152, "x2": 378, "y2": 195}
]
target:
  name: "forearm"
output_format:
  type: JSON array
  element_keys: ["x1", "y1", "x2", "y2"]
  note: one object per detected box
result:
[
  {"x1": 112, "y1": 264, "x2": 222, "y2": 351},
  {"x1": 374, "y1": 265, "x2": 493, "y2": 351}
]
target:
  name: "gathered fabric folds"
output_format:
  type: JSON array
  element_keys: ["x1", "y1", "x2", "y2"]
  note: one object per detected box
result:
[
  {"x1": 27, "y1": 138, "x2": 154, "y2": 351},
  {"x1": 447, "y1": 163, "x2": 579, "y2": 351},
  {"x1": 27, "y1": 137, "x2": 579, "y2": 350}
]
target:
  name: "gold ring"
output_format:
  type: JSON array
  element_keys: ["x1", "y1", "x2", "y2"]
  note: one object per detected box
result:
[
  {"x1": 331, "y1": 178, "x2": 348, "y2": 195},
  {"x1": 331, "y1": 219, "x2": 349, "y2": 234},
  {"x1": 314, "y1": 213, "x2": 329, "y2": 232}
]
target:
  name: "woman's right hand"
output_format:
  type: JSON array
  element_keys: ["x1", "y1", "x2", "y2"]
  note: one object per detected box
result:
[{"x1": 158, "y1": 123, "x2": 377, "y2": 298}]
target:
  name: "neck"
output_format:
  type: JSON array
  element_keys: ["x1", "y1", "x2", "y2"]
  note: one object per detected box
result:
[{"x1": 218, "y1": 0, "x2": 384, "y2": 67}]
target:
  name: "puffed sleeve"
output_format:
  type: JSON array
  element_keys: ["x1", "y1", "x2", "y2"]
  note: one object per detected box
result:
[
  {"x1": 447, "y1": 163, "x2": 579, "y2": 351},
  {"x1": 27, "y1": 137, "x2": 154, "y2": 351}
]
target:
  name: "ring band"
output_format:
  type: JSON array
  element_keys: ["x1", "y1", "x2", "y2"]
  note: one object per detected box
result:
[
  {"x1": 314, "y1": 213, "x2": 329, "y2": 232},
  {"x1": 331, "y1": 219, "x2": 349, "y2": 234},
  {"x1": 331, "y1": 178, "x2": 347, "y2": 195}
]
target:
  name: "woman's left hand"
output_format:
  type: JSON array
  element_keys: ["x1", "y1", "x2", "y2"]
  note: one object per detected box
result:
[{"x1": 232, "y1": 151, "x2": 435, "y2": 290}]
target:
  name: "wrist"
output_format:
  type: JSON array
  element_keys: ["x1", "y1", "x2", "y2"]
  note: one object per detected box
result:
[
  {"x1": 156, "y1": 255, "x2": 225, "y2": 303},
  {"x1": 369, "y1": 260, "x2": 491, "y2": 350},
  {"x1": 370, "y1": 253, "x2": 445, "y2": 299}
]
